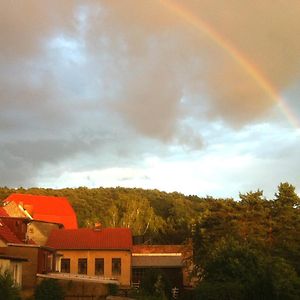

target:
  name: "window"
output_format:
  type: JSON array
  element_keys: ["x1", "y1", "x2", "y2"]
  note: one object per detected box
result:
[
  {"x1": 47, "y1": 254, "x2": 53, "y2": 272},
  {"x1": 95, "y1": 258, "x2": 104, "y2": 276},
  {"x1": 11, "y1": 263, "x2": 19, "y2": 286},
  {"x1": 61, "y1": 258, "x2": 70, "y2": 273},
  {"x1": 112, "y1": 258, "x2": 121, "y2": 276},
  {"x1": 78, "y1": 258, "x2": 87, "y2": 274}
]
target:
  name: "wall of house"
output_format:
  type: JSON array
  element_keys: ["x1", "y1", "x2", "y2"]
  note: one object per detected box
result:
[
  {"x1": 0, "y1": 239, "x2": 7, "y2": 247},
  {"x1": 0, "y1": 258, "x2": 23, "y2": 287},
  {"x1": 27, "y1": 222, "x2": 60, "y2": 246},
  {"x1": 10, "y1": 261, "x2": 23, "y2": 287},
  {"x1": 0, "y1": 258, "x2": 10, "y2": 272},
  {"x1": 1, "y1": 246, "x2": 39, "y2": 289},
  {"x1": 57, "y1": 250, "x2": 131, "y2": 286},
  {"x1": 3, "y1": 202, "x2": 26, "y2": 218},
  {"x1": 37, "y1": 248, "x2": 54, "y2": 274}
]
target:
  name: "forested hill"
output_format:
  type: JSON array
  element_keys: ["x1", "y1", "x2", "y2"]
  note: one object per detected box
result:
[
  {"x1": 0, "y1": 183, "x2": 299, "y2": 245},
  {"x1": 0, "y1": 186, "x2": 218, "y2": 243},
  {"x1": 1, "y1": 184, "x2": 300, "y2": 297}
]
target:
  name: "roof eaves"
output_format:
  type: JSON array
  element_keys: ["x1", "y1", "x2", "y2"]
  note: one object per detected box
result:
[
  {"x1": 0, "y1": 216, "x2": 31, "y2": 222},
  {"x1": 0, "y1": 255, "x2": 29, "y2": 262},
  {"x1": 29, "y1": 219, "x2": 64, "y2": 227},
  {"x1": 7, "y1": 243, "x2": 39, "y2": 248},
  {"x1": 54, "y1": 247, "x2": 132, "y2": 251},
  {"x1": 7, "y1": 243, "x2": 55, "y2": 251}
]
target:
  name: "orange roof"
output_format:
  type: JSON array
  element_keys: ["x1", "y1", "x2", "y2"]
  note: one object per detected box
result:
[
  {"x1": 5, "y1": 194, "x2": 78, "y2": 229},
  {"x1": 46, "y1": 228, "x2": 132, "y2": 250},
  {"x1": 132, "y1": 245, "x2": 184, "y2": 254},
  {"x1": 0, "y1": 220, "x2": 21, "y2": 244},
  {"x1": 0, "y1": 207, "x2": 8, "y2": 217}
]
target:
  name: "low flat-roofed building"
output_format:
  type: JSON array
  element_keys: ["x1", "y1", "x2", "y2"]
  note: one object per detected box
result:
[{"x1": 132, "y1": 244, "x2": 192, "y2": 288}]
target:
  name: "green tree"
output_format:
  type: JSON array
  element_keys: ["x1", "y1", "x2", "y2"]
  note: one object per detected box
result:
[
  {"x1": 272, "y1": 183, "x2": 300, "y2": 274},
  {"x1": 195, "y1": 239, "x2": 300, "y2": 300},
  {"x1": 274, "y1": 182, "x2": 300, "y2": 208},
  {"x1": 238, "y1": 190, "x2": 273, "y2": 246},
  {"x1": 192, "y1": 199, "x2": 240, "y2": 269},
  {"x1": 0, "y1": 270, "x2": 21, "y2": 300},
  {"x1": 103, "y1": 194, "x2": 166, "y2": 236}
]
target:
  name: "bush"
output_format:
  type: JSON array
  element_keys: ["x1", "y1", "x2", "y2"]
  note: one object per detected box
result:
[
  {"x1": 139, "y1": 269, "x2": 171, "y2": 300},
  {"x1": 0, "y1": 270, "x2": 21, "y2": 300},
  {"x1": 107, "y1": 283, "x2": 119, "y2": 295},
  {"x1": 34, "y1": 279, "x2": 64, "y2": 300}
]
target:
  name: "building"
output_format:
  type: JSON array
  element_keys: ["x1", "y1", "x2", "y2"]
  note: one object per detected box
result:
[
  {"x1": 1, "y1": 193, "x2": 194, "y2": 297},
  {"x1": 0, "y1": 203, "x2": 58, "y2": 293},
  {"x1": 132, "y1": 244, "x2": 193, "y2": 288},
  {"x1": 0, "y1": 216, "x2": 56, "y2": 288},
  {"x1": 0, "y1": 215, "x2": 54, "y2": 290},
  {"x1": 4, "y1": 193, "x2": 78, "y2": 229},
  {"x1": 0, "y1": 254, "x2": 28, "y2": 287},
  {"x1": 46, "y1": 227, "x2": 132, "y2": 286}
]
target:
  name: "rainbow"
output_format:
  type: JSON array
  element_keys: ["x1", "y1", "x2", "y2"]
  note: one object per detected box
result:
[{"x1": 159, "y1": 0, "x2": 300, "y2": 128}]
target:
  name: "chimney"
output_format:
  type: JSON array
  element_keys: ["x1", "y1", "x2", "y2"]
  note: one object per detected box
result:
[{"x1": 94, "y1": 222, "x2": 102, "y2": 231}]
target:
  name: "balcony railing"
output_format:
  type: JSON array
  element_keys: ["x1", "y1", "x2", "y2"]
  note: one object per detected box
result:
[{"x1": 36, "y1": 272, "x2": 120, "y2": 285}]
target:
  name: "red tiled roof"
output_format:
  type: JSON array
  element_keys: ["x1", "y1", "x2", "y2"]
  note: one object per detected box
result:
[
  {"x1": 5, "y1": 194, "x2": 78, "y2": 229},
  {"x1": 46, "y1": 228, "x2": 132, "y2": 250},
  {"x1": 132, "y1": 245, "x2": 184, "y2": 254},
  {"x1": 0, "y1": 220, "x2": 21, "y2": 244},
  {"x1": 0, "y1": 207, "x2": 8, "y2": 217}
]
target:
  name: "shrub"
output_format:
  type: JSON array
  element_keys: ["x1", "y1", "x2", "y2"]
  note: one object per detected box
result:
[
  {"x1": 0, "y1": 270, "x2": 21, "y2": 300},
  {"x1": 34, "y1": 279, "x2": 65, "y2": 300},
  {"x1": 107, "y1": 283, "x2": 119, "y2": 295},
  {"x1": 140, "y1": 269, "x2": 171, "y2": 300}
]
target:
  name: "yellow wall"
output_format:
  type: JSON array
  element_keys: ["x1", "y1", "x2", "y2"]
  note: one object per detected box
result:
[
  {"x1": 0, "y1": 258, "x2": 10, "y2": 272},
  {"x1": 2, "y1": 246, "x2": 39, "y2": 289},
  {"x1": 3, "y1": 202, "x2": 26, "y2": 217},
  {"x1": 57, "y1": 250, "x2": 131, "y2": 286},
  {"x1": 0, "y1": 259, "x2": 23, "y2": 287},
  {"x1": 27, "y1": 222, "x2": 60, "y2": 246},
  {"x1": 0, "y1": 239, "x2": 7, "y2": 247}
]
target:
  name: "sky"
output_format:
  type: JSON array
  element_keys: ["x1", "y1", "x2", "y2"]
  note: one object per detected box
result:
[{"x1": 1, "y1": 0, "x2": 300, "y2": 199}]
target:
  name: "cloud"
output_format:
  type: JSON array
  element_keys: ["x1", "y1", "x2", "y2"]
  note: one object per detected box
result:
[
  {"x1": 2, "y1": 0, "x2": 300, "y2": 134},
  {"x1": 0, "y1": 0, "x2": 300, "y2": 190},
  {"x1": 82, "y1": 0, "x2": 300, "y2": 130},
  {"x1": 0, "y1": 1, "x2": 76, "y2": 59}
]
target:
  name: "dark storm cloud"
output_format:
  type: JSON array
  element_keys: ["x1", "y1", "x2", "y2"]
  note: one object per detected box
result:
[
  {"x1": 0, "y1": 139, "x2": 82, "y2": 186},
  {"x1": 0, "y1": 0, "x2": 300, "y2": 187}
]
